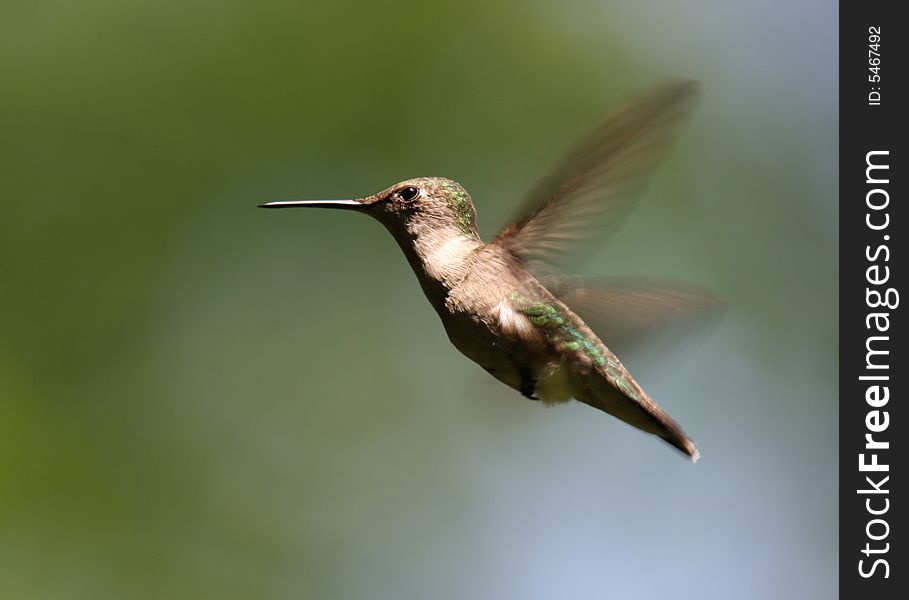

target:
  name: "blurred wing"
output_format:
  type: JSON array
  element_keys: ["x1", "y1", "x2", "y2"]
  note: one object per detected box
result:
[
  {"x1": 544, "y1": 277, "x2": 724, "y2": 354},
  {"x1": 493, "y1": 80, "x2": 701, "y2": 274}
]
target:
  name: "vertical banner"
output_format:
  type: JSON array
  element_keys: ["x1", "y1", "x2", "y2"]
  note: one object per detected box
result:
[{"x1": 840, "y1": 2, "x2": 904, "y2": 596}]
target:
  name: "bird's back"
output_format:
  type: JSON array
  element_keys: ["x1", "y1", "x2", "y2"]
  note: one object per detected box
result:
[{"x1": 442, "y1": 247, "x2": 699, "y2": 460}]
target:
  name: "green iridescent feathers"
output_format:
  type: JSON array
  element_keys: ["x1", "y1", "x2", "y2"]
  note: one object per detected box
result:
[
  {"x1": 508, "y1": 290, "x2": 607, "y2": 367},
  {"x1": 437, "y1": 179, "x2": 476, "y2": 236}
]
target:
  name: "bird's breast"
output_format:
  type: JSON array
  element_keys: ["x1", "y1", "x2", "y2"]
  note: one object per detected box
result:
[
  {"x1": 439, "y1": 307, "x2": 515, "y2": 371},
  {"x1": 439, "y1": 289, "x2": 560, "y2": 399}
]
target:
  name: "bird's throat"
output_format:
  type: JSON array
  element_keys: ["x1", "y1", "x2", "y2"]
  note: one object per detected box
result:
[{"x1": 385, "y1": 222, "x2": 483, "y2": 311}]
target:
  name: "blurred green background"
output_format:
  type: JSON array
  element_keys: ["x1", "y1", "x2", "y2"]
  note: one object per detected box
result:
[{"x1": 2, "y1": 1, "x2": 836, "y2": 598}]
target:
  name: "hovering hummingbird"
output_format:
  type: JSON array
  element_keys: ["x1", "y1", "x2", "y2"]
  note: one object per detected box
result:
[{"x1": 261, "y1": 80, "x2": 718, "y2": 461}]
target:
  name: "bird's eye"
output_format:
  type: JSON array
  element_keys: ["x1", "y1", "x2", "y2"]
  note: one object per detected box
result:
[{"x1": 398, "y1": 186, "x2": 420, "y2": 202}]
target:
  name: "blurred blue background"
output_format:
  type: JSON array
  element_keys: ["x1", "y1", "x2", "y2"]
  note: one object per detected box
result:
[{"x1": 1, "y1": 1, "x2": 836, "y2": 598}]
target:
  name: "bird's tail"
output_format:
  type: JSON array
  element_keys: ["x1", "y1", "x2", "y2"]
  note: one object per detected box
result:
[{"x1": 575, "y1": 366, "x2": 700, "y2": 462}]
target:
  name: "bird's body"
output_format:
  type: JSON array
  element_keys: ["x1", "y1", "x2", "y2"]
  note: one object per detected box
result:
[{"x1": 262, "y1": 81, "x2": 715, "y2": 461}]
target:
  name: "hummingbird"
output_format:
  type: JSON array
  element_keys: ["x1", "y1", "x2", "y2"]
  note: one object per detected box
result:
[{"x1": 261, "y1": 80, "x2": 718, "y2": 461}]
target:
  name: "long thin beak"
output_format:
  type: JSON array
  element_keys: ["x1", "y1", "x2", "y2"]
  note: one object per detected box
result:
[{"x1": 258, "y1": 199, "x2": 365, "y2": 210}]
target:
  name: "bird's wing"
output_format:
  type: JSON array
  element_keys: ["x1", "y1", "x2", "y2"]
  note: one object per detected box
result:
[
  {"x1": 542, "y1": 276, "x2": 724, "y2": 355},
  {"x1": 492, "y1": 80, "x2": 701, "y2": 275}
]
